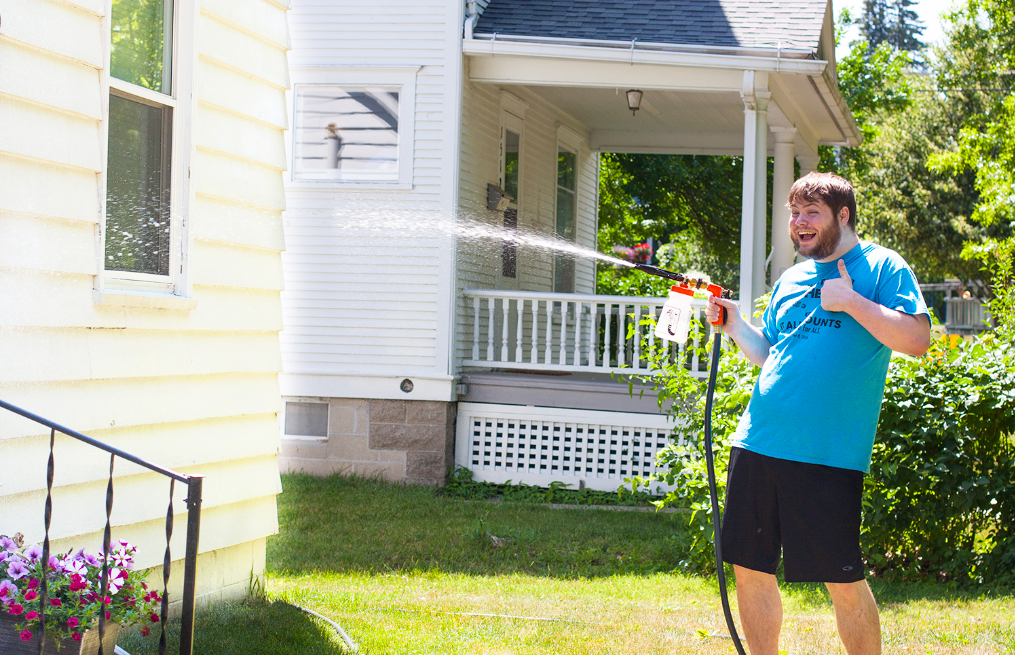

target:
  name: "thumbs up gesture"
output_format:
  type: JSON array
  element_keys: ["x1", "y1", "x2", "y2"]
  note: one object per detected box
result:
[{"x1": 821, "y1": 259, "x2": 856, "y2": 313}]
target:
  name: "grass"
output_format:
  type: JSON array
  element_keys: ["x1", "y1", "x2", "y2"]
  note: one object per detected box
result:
[{"x1": 123, "y1": 474, "x2": 1015, "y2": 654}]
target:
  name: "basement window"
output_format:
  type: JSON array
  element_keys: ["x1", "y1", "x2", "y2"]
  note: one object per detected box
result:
[{"x1": 284, "y1": 402, "x2": 329, "y2": 438}]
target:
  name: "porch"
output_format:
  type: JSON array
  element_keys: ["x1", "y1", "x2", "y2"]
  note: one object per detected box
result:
[{"x1": 452, "y1": 288, "x2": 712, "y2": 491}]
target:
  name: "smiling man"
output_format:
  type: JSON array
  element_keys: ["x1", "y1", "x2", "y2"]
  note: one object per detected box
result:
[{"x1": 706, "y1": 172, "x2": 931, "y2": 655}]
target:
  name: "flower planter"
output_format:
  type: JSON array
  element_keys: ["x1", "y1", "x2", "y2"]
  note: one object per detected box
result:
[{"x1": 0, "y1": 613, "x2": 119, "y2": 655}]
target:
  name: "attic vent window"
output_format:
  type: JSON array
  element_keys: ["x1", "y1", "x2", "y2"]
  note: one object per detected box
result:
[{"x1": 293, "y1": 85, "x2": 400, "y2": 182}]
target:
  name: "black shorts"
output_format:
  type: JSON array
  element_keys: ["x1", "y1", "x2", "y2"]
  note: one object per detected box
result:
[{"x1": 720, "y1": 447, "x2": 865, "y2": 583}]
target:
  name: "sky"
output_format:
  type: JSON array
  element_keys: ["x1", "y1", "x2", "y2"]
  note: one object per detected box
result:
[{"x1": 834, "y1": 0, "x2": 961, "y2": 61}]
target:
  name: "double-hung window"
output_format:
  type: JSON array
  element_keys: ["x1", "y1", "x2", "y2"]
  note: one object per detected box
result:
[{"x1": 103, "y1": 0, "x2": 190, "y2": 293}]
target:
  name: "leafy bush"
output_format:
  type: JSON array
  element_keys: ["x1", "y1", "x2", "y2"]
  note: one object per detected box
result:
[
  {"x1": 635, "y1": 321, "x2": 1015, "y2": 585},
  {"x1": 865, "y1": 335, "x2": 1015, "y2": 584}
]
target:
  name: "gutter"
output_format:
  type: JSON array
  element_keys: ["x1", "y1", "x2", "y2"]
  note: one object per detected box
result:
[
  {"x1": 464, "y1": 33, "x2": 829, "y2": 76},
  {"x1": 471, "y1": 31, "x2": 818, "y2": 61}
]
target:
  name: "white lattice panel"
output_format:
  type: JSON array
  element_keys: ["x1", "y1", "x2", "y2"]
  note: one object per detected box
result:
[{"x1": 455, "y1": 403, "x2": 684, "y2": 493}]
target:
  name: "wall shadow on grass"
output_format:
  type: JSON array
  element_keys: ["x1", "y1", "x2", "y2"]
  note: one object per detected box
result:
[{"x1": 118, "y1": 598, "x2": 348, "y2": 655}]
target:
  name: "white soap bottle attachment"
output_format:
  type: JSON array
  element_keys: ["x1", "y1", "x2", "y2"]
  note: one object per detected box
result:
[{"x1": 654, "y1": 285, "x2": 695, "y2": 344}]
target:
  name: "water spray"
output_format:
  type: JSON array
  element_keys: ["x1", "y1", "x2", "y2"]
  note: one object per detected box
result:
[{"x1": 633, "y1": 264, "x2": 746, "y2": 655}]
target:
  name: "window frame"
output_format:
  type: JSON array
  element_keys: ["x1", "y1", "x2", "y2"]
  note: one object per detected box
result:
[
  {"x1": 553, "y1": 125, "x2": 583, "y2": 294},
  {"x1": 286, "y1": 67, "x2": 419, "y2": 190},
  {"x1": 97, "y1": 0, "x2": 197, "y2": 300}
]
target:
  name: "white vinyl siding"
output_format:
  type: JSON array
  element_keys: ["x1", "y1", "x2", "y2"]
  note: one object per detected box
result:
[
  {"x1": 0, "y1": 0, "x2": 289, "y2": 604},
  {"x1": 280, "y1": 0, "x2": 458, "y2": 390},
  {"x1": 456, "y1": 74, "x2": 599, "y2": 369}
]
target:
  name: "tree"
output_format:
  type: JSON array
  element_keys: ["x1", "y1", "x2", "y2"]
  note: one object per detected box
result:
[
  {"x1": 596, "y1": 154, "x2": 748, "y2": 295},
  {"x1": 930, "y1": 0, "x2": 1015, "y2": 326},
  {"x1": 859, "y1": 0, "x2": 925, "y2": 59}
]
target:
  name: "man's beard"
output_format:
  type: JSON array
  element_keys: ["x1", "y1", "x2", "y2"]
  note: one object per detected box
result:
[{"x1": 791, "y1": 222, "x2": 842, "y2": 261}]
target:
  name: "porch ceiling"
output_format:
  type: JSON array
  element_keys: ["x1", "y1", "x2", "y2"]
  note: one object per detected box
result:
[{"x1": 526, "y1": 85, "x2": 750, "y2": 156}]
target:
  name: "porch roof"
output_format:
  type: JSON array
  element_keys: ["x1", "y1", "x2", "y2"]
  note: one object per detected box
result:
[{"x1": 475, "y1": 0, "x2": 828, "y2": 55}]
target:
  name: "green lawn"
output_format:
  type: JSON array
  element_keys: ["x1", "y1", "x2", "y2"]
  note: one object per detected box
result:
[{"x1": 124, "y1": 474, "x2": 1015, "y2": 654}]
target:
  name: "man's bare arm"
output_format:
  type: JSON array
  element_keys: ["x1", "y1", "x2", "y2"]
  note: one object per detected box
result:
[
  {"x1": 706, "y1": 296, "x2": 772, "y2": 367},
  {"x1": 822, "y1": 259, "x2": 931, "y2": 357}
]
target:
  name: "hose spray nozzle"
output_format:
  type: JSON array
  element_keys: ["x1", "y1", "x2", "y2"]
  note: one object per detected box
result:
[{"x1": 631, "y1": 263, "x2": 733, "y2": 326}]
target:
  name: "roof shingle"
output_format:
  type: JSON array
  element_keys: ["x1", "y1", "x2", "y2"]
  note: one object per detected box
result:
[{"x1": 474, "y1": 0, "x2": 828, "y2": 52}]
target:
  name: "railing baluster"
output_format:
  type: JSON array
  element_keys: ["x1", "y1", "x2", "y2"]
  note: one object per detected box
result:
[
  {"x1": 515, "y1": 297, "x2": 524, "y2": 363},
  {"x1": 589, "y1": 302, "x2": 598, "y2": 367},
  {"x1": 472, "y1": 296, "x2": 480, "y2": 361},
  {"x1": 530, "y1": 299, "x2": 539, "y2": 364},
  {"x1": 486, "y1": 297, "x2": 495, "y2": 361},
  {"x1": 38, "y1": 428, "x2": 55, "y2": 655},
  {"x1": 632, "y1": 304, "x2": 642, "y2": 371},
  {"x1": 572, "y1": 301, "x2": 582, "y2": 366},
  {"x1": 691, "y1": 309, "x2": 701, "y2": 372},
  {"x1": 558, "y1": 300, "x2": 568, "y2": 365},
  {"x1": 603, "y1": 303, "x2": 612, "y2": 369},
  {"x1": 501, "y1": 297, "x2": 510, "y2": 362},
  {"x1": 98, "y1": 453, "x2": 114, "y2": 655},
  {"x1": 159, "y1": 479, "x2": 175, "y2": 655},
  {"x1": 544, "y1": 300, "x2": 552, "y2": 365},
  {"x1": 617, "y1": 302, "x2": 626, "y2": 367}
]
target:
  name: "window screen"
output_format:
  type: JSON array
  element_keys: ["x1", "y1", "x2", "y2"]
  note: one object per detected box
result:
[
  {"x1": 285, "y1": 402, "x2": 329, "y2": 437},
  {"x1": 293, "y1": 85, "x2": 399, "y2": 182}
]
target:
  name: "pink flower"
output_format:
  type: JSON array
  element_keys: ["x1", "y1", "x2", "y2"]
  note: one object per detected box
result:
[
  {"x1": 49, "y1": 598, "x2": 61, "y2": 608},
  {"x1": 141, "y1": 626, "x2": 150, "y2": 637},
  {"x1": 9, "y1": 603, "x2": 24, "y2": 615},
  {"x1": 23, "y1": 545, "x2": 42, "y2": 562},
  {"x1": 26, "y1": 579, "x2": 39, "y2": 590},
  {"x1": 107, "y1": 568, "x2": 125, "y2": 595},
  {"x1": 68, "y1": 574, "x2": 88, "y2": 593},
  {"x1": 23, "y1": 590, "x2": 37, "y2": 601},
  {"x1": 150, "y1": 613, "x2": 160, "y2": 623},
  {"x1": 6, "y1": 559, "x2": 29, "y2": 580},
  {"x1": 63, "y1": 559, "x2": 86, "y2": 576},
  {"x1": 19, "y1": 629, "x2": 32, "y2": 642},
  {"x1": 25, "y1": 611, "x2": 38, "y2": 621},
  {"x1": 0, "y1": 536, "x2": 17, "y2": 552},
  {"x1": 67, "y1": 617, "x2": 80, "y2": 629},
  {"x1": 105, "y1": 611, "x2": 110, "y2": 621},
  {"x1": 0, "y1": 580, "x2": 14, "y2": 602},
  {"x1": 72, "y1": 633, "x2": 82, "y2": 642}
]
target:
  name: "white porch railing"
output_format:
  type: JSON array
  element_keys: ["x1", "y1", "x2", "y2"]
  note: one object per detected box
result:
[{"x1": 461, "y1": 289, "x2": 711, "y2": 377}]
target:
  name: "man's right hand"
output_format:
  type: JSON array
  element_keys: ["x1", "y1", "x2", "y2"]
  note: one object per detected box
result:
[
  {"x1": 706, "y1": 294, "x2": 742, "y2": 332},
  {"x1": 706, "y1": 294, "x2": 772, "y2": 367}
]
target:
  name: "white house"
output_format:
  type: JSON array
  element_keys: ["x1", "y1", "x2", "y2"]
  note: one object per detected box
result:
[
  {"x1": 277, "y1": 0, "x2": 861, "y2": 491},
  {"x1": 0, "y1": 0, "x2": 291, "y2": 604}
]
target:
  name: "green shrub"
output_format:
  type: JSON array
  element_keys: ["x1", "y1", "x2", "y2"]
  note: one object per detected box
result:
[
  {"x1": 634, "y1": 320, "x2": 1015, "y2": 585},
  {"x1": 865, "y1": 334, "x2": 1015, "y2": 584}
]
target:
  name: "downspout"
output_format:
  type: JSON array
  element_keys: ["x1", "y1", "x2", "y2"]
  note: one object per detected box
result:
[{"x1": 464, "y1": 0, "x2": 477, "y2": 39}]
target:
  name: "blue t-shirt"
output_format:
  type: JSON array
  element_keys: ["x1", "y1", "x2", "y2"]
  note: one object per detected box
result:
[{"x1": 730, "y1": 241, "x2": 930, "y2": 473}]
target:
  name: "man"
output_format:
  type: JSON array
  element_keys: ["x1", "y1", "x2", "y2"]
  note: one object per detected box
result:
[{"x1": 705, "y1": 172, "x2": 931, "y2": 655}]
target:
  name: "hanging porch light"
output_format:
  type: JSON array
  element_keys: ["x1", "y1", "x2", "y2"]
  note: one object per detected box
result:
[{"x1": 626, "y1": 89, "x2": 643, "y2": 116}]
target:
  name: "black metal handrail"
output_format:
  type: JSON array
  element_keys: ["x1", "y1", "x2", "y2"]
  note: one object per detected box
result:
[{"x1": 0, "y1": 399, "x2": 203, "y2": 655}]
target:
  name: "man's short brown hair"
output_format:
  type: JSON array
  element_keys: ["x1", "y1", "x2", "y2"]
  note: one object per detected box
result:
[{"x1": 787, "y1": 172, "x2": 857, "y2": 231}]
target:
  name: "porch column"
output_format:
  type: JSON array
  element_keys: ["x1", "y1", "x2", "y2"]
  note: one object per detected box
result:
[
  {"x1": 739, "y1": 71, "x2": 770, "y2": 320},
  {"x1": 797, "y1": 153, "x2": 820, "y2": 175},
  {"x1": 770, "y1": 128, "x2": 796, "y2": 284}
]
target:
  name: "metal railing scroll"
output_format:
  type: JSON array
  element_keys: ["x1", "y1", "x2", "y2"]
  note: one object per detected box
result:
[{"x1": 0, "y1": 399, "x2": 203, "y2": 655}]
